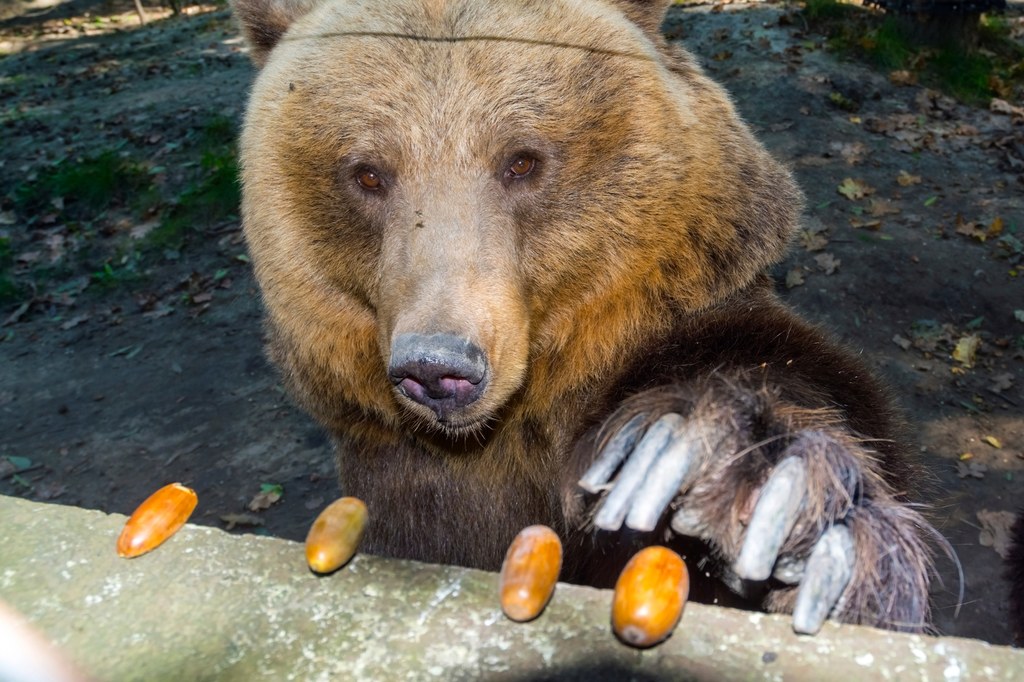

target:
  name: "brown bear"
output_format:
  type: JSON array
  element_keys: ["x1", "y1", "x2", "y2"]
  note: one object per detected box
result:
[{"x1": 233, "y1": 0, "x2": 940, "y2": 634}]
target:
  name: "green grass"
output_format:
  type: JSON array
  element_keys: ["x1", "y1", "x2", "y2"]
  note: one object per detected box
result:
[
  {"x1": 2, "y1": 114, "x2": 243, "y2": 307},
  {"x1": 804, "y1": 1, "x2": 1024, "y2": 104},
  {"x1": 804, "y1": 0, "x2": 859, "y2": 21},
  {"x1": 860, "y1": 18, "x2": 915, "y2": 70},
  {"x1": 14, "y1": 150, "x2": 155, "y2": 221},
  {"x1": 90, "y1": 259, "x2": 141, "y2": 289},
  {"x1": 143, "y1": 116, "x2": 241, "y2": 252},
  {"x1": 0, "y1": 237, "x2": 21, "y2": 304}
]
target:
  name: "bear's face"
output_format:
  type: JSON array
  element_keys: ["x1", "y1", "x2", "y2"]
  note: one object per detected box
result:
[{"x1": 237, "y1": 0, "x2": 801, "y2": 436}]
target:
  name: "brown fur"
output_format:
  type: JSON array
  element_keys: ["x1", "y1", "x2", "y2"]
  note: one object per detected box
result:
[{"x1": 234, "y1": 0, "x2": 938, "y2": 631}]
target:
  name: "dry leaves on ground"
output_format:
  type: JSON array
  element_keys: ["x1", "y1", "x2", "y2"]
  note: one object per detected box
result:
[
  {"x1": 248, "y1": 483, "x2": 284, "y2": 512},
  {"x1": 977, "y1": 509, "x2": 1017, "y2": 558},
  {"x1": 814, "y1": 252, "x2": 840, "y2": 275},
  {"x1": 837, "y1": 177, "x2": 874, "y2": 200}
]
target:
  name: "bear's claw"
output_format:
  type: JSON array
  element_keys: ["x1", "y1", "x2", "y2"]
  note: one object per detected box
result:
[
  {"x1": 734, "y1": 456, "x2": 807, "y2": 582},
  {"x1": 590, "y1": 412, "x2": 690, "y2": 531},
  {"x1": 580, "y1": 414, "x2": 868, "y2": 635},
  {"x1": 792, "y1": 525, "x2": 855, "y2": 635},
  {"x1": 578, "y1": 413, "x2": 648, "y2": 495}
]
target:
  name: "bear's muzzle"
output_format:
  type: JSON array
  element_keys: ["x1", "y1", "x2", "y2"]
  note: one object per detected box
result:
[{"x1": 388, "y1": 332, "x2": 489, "y2": 421}]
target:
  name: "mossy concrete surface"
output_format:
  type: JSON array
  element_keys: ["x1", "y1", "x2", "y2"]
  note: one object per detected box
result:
[{"x1": 0, "y1": 495, "x2": 1021, "y2": 681}]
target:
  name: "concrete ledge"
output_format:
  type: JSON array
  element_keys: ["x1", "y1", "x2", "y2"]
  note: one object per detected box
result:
[{"x1": 0, "y1": 495, "x2": 1021, "y2": 681}]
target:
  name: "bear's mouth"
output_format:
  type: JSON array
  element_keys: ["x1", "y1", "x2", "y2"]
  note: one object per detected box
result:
[
  {"x1": 397, "y1": 396, "x2": 497, "y2": 441},
  {"x1": 392, "y1": 370, "x2": 493, "y2": 426},
  {"x1": 387, "y1": 332, "x2": 491, "y2": 423}
]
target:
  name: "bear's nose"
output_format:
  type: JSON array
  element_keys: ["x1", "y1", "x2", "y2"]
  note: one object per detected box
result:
[{"x1": 388, "y1": 333, "x2": 488, "y2": 419}]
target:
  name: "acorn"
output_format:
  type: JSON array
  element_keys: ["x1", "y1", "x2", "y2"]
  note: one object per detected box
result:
[
  {"x1": 499, "y1": 525, "x2": 563, "y2": 622},
  {"x1": 116, "y1": 482, "x2": 198, "y2": 558},
  {"x1": 612, "y1": 545, "x2": 689, "y2": 648},
  {"x1": 305, "y1": 497, "x2": 368, "y2": 574}
]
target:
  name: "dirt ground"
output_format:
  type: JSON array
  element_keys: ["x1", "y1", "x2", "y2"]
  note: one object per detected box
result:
[{"x1": 1, "y1": 0, "x2": 1022, "y2": 645}]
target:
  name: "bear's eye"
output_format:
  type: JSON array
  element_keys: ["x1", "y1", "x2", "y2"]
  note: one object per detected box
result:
[
  {"x1": 505, "y1": 155, "x2": 536, "y2": 180},
  {"x1": 355, "y1": 167, "x2": 383, "y2": 192}
]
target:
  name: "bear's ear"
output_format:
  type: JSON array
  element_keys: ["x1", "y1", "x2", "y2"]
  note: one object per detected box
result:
[
  {"x1": 232, "y1": 0, "x2": 323, "y2": 66},
  {"x1": 607, "y1": 0, "x2": 672, "y2": 40}
]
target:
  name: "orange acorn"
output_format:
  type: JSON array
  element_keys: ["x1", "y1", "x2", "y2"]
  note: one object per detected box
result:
[
  {"x1": 116, "y1": 482, "x2": 198, "y2": 558},
  {"x1": 612, "y1": 545, "x2": 689, "y2": 648},
  {"x1": 305, "y1": 497, "x2": 368, "y2": 574},
  {"x1": 499, "y1": 525, "x2": 563, "y2": 622}
]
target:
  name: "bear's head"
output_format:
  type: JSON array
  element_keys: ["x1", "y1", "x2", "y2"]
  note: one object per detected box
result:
[{"x1": 234, "y1": 0, "x2": 802, "y2": 438}]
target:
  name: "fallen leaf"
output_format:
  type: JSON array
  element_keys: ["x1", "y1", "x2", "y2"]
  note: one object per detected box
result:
[
  {"x1": 990, "y1": 373, "x2": 1014, "y2": 393},
  {"x1": 59, "y1": 314, "x2": 89, "y2": 331},
  {"x1": 800, "y1": 230, "x2": 829, "y2": 251},
  {"x1": 814, "y1": 253, "x2": 840, "y2": 275},
  {"x1": 129, "y1": 220, "x2": 160, "y2": 240},
  {"x1": 785, "y1": 268, "x2": 805, "y2": 288},
  {"x1": 983, "y1": 435, "x2": 1002, "y2": 449},
  {"x1": 868, "y1": 199, "x2": 901, "y2": 217},
  {"x1": 221, "y1": 513, "x2": 264, "y2": 530},
  {"x1": 837, "y1": 177, "x2": 874, "y2": 200},
  {"x1": 849, "y1": 218, "x2": 882, "y2": 230},
  {"x1": 987, "y1": 216, "x2": 1004, "y2": 239},
  {"x1": 828, "y1": 91, "x2": 859, "y2": 112},
  {"x1": 955, "y1": 216, "x2": 987, "y2": 241},
  {"x1": 910, "y1": 319, "x2": 956, "y2": 352},
  {"x1": 990, "y1": 98, "x2": 1024, "y2": 120},
  {"x1": 248, "y1": 483, "x2": 284, "y2": 512},
  {"x1": 830, "y1": 141, "x2": 866, "y2": 165},
  {"x1": 2, "y1": 302, "x2": 31, "y2": 327},
  {"x1": 988, "y1": 75, "x2": 1013, "y2": 99},
  {"x1": 0, "y1": 456, "x2": 32, "y2": 479},
  {"x1": 889, "y1": 70, "x2": 917, "y2": 86},
  {"x1": 959, "y1": 452, "x2": 974, "y2": 461},
  {"x1": 952, "y1": 334, "x2": 981, "y2": 367},
  {"x1": 892, "y1": 334, "x2": 912, "y2": 350},
  {"x1": 956, "y1": 460, "x2": 987, "y2": 479},
  {"x1": 977, "y1": 509, "x2": 1017, "y2": 558},
  {"x1": 896, "y1": 170, "x2": 922, "y2": 186},
  {"x1": 142, "y1": 305, "x2": 175, "y2": 320}
]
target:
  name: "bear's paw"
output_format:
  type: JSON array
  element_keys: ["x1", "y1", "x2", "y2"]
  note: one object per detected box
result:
[{"x1": 579, "y1": 382, "x2": 940, "y2": 635}]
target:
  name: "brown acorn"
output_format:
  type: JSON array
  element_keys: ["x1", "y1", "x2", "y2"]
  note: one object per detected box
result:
[
  {"x1": 116, "y1": 482, "x2": 198, "y2": 558},
  {"x1": 305, "y1": 497, "x2": 368, "y2": 574},
  {"x1": 499, "y1": 525, "x2": 563, "y2": 622},
  {"x1": 612, "y1": 545, "x2": 689, "y2": 648}
]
